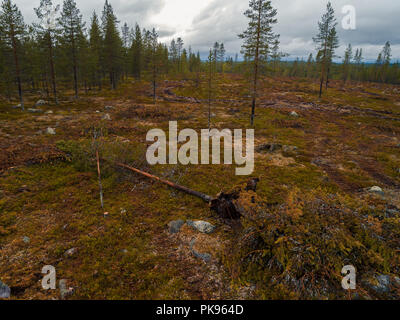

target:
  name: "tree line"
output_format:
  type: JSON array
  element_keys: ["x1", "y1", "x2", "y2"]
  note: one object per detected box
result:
[{"x1": 0, "y1": 0, "x2": 398, "y2": 122}]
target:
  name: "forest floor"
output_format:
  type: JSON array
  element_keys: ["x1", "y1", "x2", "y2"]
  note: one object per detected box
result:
[{"x1": 0, "y1": 74, "x2": 400, "y2": 300}]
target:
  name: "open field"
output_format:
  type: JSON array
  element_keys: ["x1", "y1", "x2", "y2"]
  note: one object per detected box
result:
[{"x1": 1, "y1": 74, "x2": 400, "y2": 299}]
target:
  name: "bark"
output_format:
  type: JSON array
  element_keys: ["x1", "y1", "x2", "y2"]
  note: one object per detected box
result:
[
  {"x1": 10, "y1": 25, "x2": 24, "y2": 109},
  {"x1": 48, "y1": 33, "x2": 58, "y2": 105}
]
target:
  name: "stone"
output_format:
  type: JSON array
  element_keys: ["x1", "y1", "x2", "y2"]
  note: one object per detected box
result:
[
  {"x1": 46, "y1": 127, "x2": 56, "y2": 135},
  {"x1": 64, "y1": 247, "x2": 77, "y2": 257},
  {"x1": 27, "y1": 108, "x2": 43, "y2": 113},
  {"x1": 256, "y1": 143, "x2": 282, "y2": 153},
  {"x1": 0, "y1": 280, "x2": 11, "y2": 299},
  {"x1": 59, "y1": 279, "x2": 74, "y2": 299},
  {"x1": 369, "y1": 186, "x2": 384, "y2": 196},
  {"x1": 35, "y1": 100, "x2": 46, "y2": 106},
  {"x1": 102, "y1": 113, "x2": 111, "y2": 121},
  {"x1": 45, "y1": 110, "x2": 53, "y2": 114},
  {"x1": 105, "y1": 105, "x2": 114, "y2": 110},
  {"x1": 189, "y1": 239, "x2": 211, "y2": 263},
  {"x1": 23, "y1": 236, "x2": 30, "y2": 244},
  {"x1": 282, "y1": 145, "x2": 298, "y2": 153},
  {"x1": 290, "y1": 111, "x2": 299, "y2": 117},
  {"x1": 366, "y1": 274, "x2": 391, "y2": 295},
  {"x1": 186, "y1": 220, "x2": 216, "y2": 234},
  {"x1": 168, "y1": 220, "x2": 185, "y2": 234},
  {"x1": 12, "y1": 104, "x2": 23, "y2": 109}
]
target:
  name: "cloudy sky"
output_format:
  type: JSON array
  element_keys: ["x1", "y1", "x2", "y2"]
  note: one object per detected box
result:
[{"x1": 14, "y1": 0, "x2": 400, "y2": 61}]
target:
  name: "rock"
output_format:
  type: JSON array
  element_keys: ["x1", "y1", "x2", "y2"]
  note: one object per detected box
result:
[
  {"x1": 210, "y1": 113, "x2": 216, "y2": 118},
  {"x1": 282, "y1": 145, "x2": 298, "y2": 153},
  {"x1": 59, "y1": 279, "x2": 74, "y2": 299},
  {"x1": 35, "y1": 100, "x2": 46, "y2": 106},
  {"x1": 12, "y1": 104, "x2": 23, "y2": 109},
  {"x1": 0, "y1": 280, "x2": 11, "y2": 299},
  {"x1": 189, "y1": 239, "x2": 211, "y2": 263},
  {"x1": 46, "y1": 127, "x2": 56, "y2": 135},
  {"x1": 104, "y1": 105, "x2": 114, "y2": 110},
  {"x1": 369, "y1": 186, "x2": 384, "y2": 196},
  {"x1": 45, "y1": 110, "x2": 53, "y2": 114},
  {"x1": 64, "y1": 247, "x2": 77, "y2": 257},
  {"x1": 366, "y1": 274, "x2": 391, "y2": 295},
  {"x1": 168, "y1": 220, "x2": 185, "y2": 234},
  {"x1": 27, "y1": 108, "x2": 43, "y2": 113},
  {"x1": 186, "y1": 220, "x2": 216, "y2": 234},
  {"x1": 95, "y1": 110, "x2": 100, "y2": 113},
  {"x1": 102, "y1": 113, "x2": 111, "y2": 121},
  {"x1": 22, "y1": 236, "x2": 30, "y2": 244},
  {"x1": 256, "y1": 143, "x2": 282, "y2": 153},
  {"x1": 289, "y1": 111, "x2": 299, "y2": 117}
]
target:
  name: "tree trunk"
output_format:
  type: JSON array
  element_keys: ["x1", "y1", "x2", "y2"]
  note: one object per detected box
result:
[
  {"x1": 11, "y1": 26, "x2": 24, "y2": 110},
  {"x1": 48, "y1": 33, "x2": 58, "y2": 105},
  {"x1": 251, "y1": 2, "x2": 262, "y2": 127},
  {"x1": 72, "y1": 37, "x2": 79, "y2": 99}
]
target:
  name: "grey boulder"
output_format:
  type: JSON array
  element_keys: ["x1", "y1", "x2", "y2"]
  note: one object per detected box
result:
[
  {"x1": 187, "y1": 220, "x2": 216, "y2": 234},
  {"x1": 168, "y1": 220, "x2": 185, "y2": 234}
]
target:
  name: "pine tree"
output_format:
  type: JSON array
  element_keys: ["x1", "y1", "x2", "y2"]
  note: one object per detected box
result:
[
  {"x1": 270, "y1": 36, "x2": 287, "y2": 75},
  {"x1": 239, "y1": 0, "x2": 278, "y2": 126},
  {"x1": 206, "y1": 48, "x2": 216, "y2": 129},
  {"x1": 325, "y1": 26, "x2": 339, "y2": 89},
  {"x1": 176, "y1": 37, "x2": 183, "y2": 73},
  {"x1": 381, "y1": 41, "x2": 391, "y2": 83},
  {"x1": 218, "y1": 43, "x2": 225, "y2": 73},
  {"x1": 58, "y1": 0, "x2": 85, "y2": 99},
  {"x1": 313, "y1": 1, "x2": 337, "y2": 97},
  {"x1": 353, "y1": 48, "x2": 363, "y2": 81},
  {"x1": 342, "y1": 43, "x2": 352, "y2": 83},
  {"x1": 306, "y1": 53, "x2": 314, "y2": 78},
  {"x1": 34, "y1": 0, "x2": 60, "y2": 104},
  {"x1": 0, "y1": 0, "x2": 26, "y2": 108}
]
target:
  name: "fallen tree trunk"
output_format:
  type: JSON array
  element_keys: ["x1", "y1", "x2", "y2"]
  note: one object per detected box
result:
[
  {"x1": 114, "y1": 162, "x2": 212, "y2": 203},
  {"x1": 110, "y1": 162, "x2": 261, "y2": 220}
]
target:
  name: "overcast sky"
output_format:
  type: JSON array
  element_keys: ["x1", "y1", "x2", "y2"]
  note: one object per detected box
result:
[{"x1": 14, "y1": 0, "x2": 400, "y2": 62}]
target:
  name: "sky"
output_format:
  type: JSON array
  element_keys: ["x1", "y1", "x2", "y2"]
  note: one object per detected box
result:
[{"x1": 13, "y1": 0, "x2": 400, "y2": 62}]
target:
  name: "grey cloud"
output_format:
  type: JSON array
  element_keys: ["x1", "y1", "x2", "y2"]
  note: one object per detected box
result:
[
  {"x1": 13, "y1": 0, "x2": 400, "y2": 60},
  {"x1": 185, "y1": 0, "x2": 400, "y2": 60}
]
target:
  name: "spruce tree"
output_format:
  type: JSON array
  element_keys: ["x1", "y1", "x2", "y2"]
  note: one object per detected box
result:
[
  {"x1": 88, "y1": 11, "x2": 102, "y2": 89},
  {"x1": 101, "y1": 0, "x2": 122, "y2": 90},
  {"x1": 131, "y1": 23, "x2": 142, "y2": 80},
  {"x1": 0, "y1": 0, "x2": 26, "y2": 108},
  {"x1": 34, "y1": 0, "x2": 60, "y2": 104},
  {"x1": 239, "y1": 0, "x2": 278, "y2": 126},
  {"x1": 58, "y1": 0, "x2": 85, "y2": 99}
]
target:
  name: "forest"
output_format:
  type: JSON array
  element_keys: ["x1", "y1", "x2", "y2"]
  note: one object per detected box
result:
[{"x1": 0, "y1": 0, "x2": 399, "y2": 109}]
